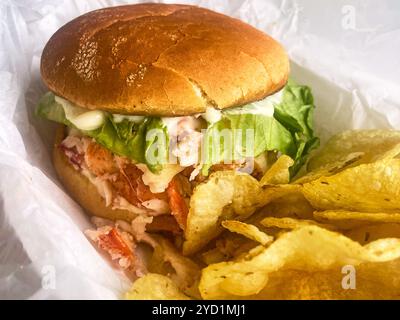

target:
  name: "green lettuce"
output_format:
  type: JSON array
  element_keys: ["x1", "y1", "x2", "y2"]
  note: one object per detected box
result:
[
  {"x1": 35, "y1": 92, "x2": 72, "y2": 126},
  {"x1": 35, "y1": 92, "x2": 168, "y2": 172},
  {"x1": 274, "y1": 79, "x2": 320, "y2": 174},
  {"x1": 201, "y1": 79, "x2": 319, "y2": 176},
  {"x1": 201, "y1": 114, "x2": 296, "y2": 175}
]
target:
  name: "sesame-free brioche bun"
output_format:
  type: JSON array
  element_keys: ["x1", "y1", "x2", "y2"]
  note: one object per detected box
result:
[
  {"x1": 41, "y1": 3, "x2": 289, "y2": 116},
  {"x1": 53, "y1": 125, "x2": 137, "y2": 222}
]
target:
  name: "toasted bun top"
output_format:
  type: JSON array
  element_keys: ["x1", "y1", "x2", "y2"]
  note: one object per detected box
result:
[{"x1": 41, "y1": 4, "x2": 289, "y2": 116}]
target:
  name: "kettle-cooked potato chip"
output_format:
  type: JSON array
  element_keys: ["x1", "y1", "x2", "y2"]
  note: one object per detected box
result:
[
  {"x1": 295, "y1": 152, "x2": 364, "y2": 184},
  {"x1": 245, "y1": 261, "x2": 400, "y2": 299},
  {"x1": 215, "y1": 230, "x2": 260, "y2": 261},
  {"x1": 302, "y1": 159, "x2": 400, "y2": 212},
  {"x1": 125, "y1": 273, "x2": 191, "y2": 300},
  {"x1": 295, "y1": 130, "x2": 400, "y2": 184},
  {"x1": 314, "y1": 210, "x2": 400, "y2": 230},
  {"x1": 258, "y1": 189, "x2": 315, "y2": 219},
  {"x1": 308, "y1": 130, "x2": 400, "y2": 172},
  {"x1": 260, "y1": 155, "x2": 294, "y2": 185},
  {"x1": 139, "y1": 234, "x2": 201, "y2": 298},
  {"x1": 222, "y1": 220, "x2": 273, "y2": 245},
  {"x1": 199, "y1": 225, "x2": 400, "y2": 299},
  {"x1": 260, "y1": 216, "x2": 337, "y2": 231},
  {"x1": 344, "y1": 223, "x2": 400, "y2": 245},
  {"x1": 183, "y1": 171, "x2": 262, "y2": 255},
  {"x1": 183, "y1": 171, "x2": 296, "y2": 255}
]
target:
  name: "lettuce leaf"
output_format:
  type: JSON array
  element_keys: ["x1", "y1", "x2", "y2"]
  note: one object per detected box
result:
[
  {"x1": 274, "y1": 79, "x2": 319, "y2": 174},
  {"x1": 36, "y1": 92, "x2": 168, "y2": 173},
  {"x1": 201, "y1": 79, "x2": 319, "y2": 176},
  {"x1": 35, "y1": 92, "x2": 72, "y2": 126},
  {"x1": 200, "y1": 114, "x2": 296, "y2": 175}
]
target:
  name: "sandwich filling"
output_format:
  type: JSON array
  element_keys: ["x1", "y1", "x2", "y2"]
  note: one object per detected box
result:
[{"x1": 36, "y1": 79, "x2": 318, "y2": 233}]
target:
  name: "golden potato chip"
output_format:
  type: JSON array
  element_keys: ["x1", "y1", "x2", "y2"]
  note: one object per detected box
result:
[
  {"x1": 260, "y1": 155, "x2": 294, "y2": 185},
  {"x1": 183, "y1": 171, "x2": 289, "y2": 255},
  {"x1": 294, "y1": 152, "x2": 364, "y2": 184},
  {"x1": 260, "y1": 217, "x2": 337, "y2": 231},
  {"x1": 308, "y1": 130, "x2": 400, "y2": 172},
  {"x1": 199, "y1": 225, "x2": 400, "y2": 299},
  {"x1": 145, "y1": 235, "x2": 201, "y2": 298},
  {"x1": 261, "y1": 183, "x2": 302, "y2": 198},
  {"x1": 295, "y1": 130, "x2": 400, "y2": 184},
  {"x1": 125, "y1": 273, "x2": 191, "y2": 300},
  {"x1": 215, "y1": 231, "x2": 259, "y2": 260},
  {"x1": 229, "y1": 187, "x2": 314, "y2": 242},
  {"x1": 155, "y1": 236, "x2": 201, "y2": 297},
  {"x1": 222, "y1": 220, "x2": 273, "y2": 246},
  {"x1": 260, "y1": 184, "x2": 306, "y2": 218},
  {"x1": 245, "y1": 262, "x2": 400, "y2": 299},
  {"x1": 314, "y1": 210, "x2": 400, "y2": 230},
  {"x1": 183, "y1": 171, "x2": 261, "y2": 255},
  {"x1": 258, "y1": 189, "x2": 314, "y2": 219},
  {"x1": 345, "y1": 223, "x2": 400, "y2": 245},
  {"x1": 302, "y1": 159, "x2": 400, "y2": 212}
]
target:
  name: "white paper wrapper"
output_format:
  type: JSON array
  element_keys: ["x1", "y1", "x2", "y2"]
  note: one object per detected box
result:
[{"x1": 1, "y1": 0, "x2": 399, "y2": 299}]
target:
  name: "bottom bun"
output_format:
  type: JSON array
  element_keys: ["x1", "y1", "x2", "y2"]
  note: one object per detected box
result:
[{"x1": 53, "y1": 125, "x2": 137, "y2": 222}]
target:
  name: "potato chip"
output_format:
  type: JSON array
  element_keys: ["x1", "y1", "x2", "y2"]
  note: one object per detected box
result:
[
  {"x1": 183, "y1": 171, "x2": 286, "y2": 255},
  {"x1": 314, "y1": 210, "x2": 400, "y2": 230},
  {"x1": 258, "y1": 184, "x2": 304, "y2": 221},
  {"x1": 260, "y1": 217, "x2": 337, "y2": 231},
  {"x1": 222, "y1": 220, "x2": 273, "y2": 246},
  {"x1": 215, "y1": 231, "x2": 259, "y2": 260},
  {"x1": 345, "y1": 223, "x2": 400, "y2": 245},
  {"x1": 155, "y1": 236, "x2": 201, "y2": 297},
  {"x1": 260, "y1": 155, "x2": 294, "y2": 185},
  {"x1": 308, "y1": 130, "x2": 400, "y2": 172},
  {"x1": 261, "y1": 183, "x2": 302, "y2": 196},
  {"x1": 245, "y1": 262, "x2": 400, "y2": 299},
  {"x1": 258, "y1": 189, "x2": 314, "y2": 219},
  {"x1": 294, "y1": 152, "x2": 364, "y2": 184},
  {"x1": 125, "y1": 273, "x2": 191, "y2": 300},
  {"x1": 199, "y1": 225, "x2": 400, "y2": 299},
  {"x1": 302, "y1": 159, "x2": 400, "y2": 212},
  {"x1": 144, "y1": 234, "x2": 200, "y2": 298},
  {"x1": 295, "y1": 130, "x2": 400, "y2": 184},
  {"x1": 229, "y1": 187, "x2": 314, "y2": 241}
]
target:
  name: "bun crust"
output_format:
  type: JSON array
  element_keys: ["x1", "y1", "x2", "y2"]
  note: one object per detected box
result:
[
  {"x1": 41, "y1": 3, "x2": 289, "y2": 116},
  {"x1": 53, "y1": 126, "x2": 137, "y2": 221}
]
